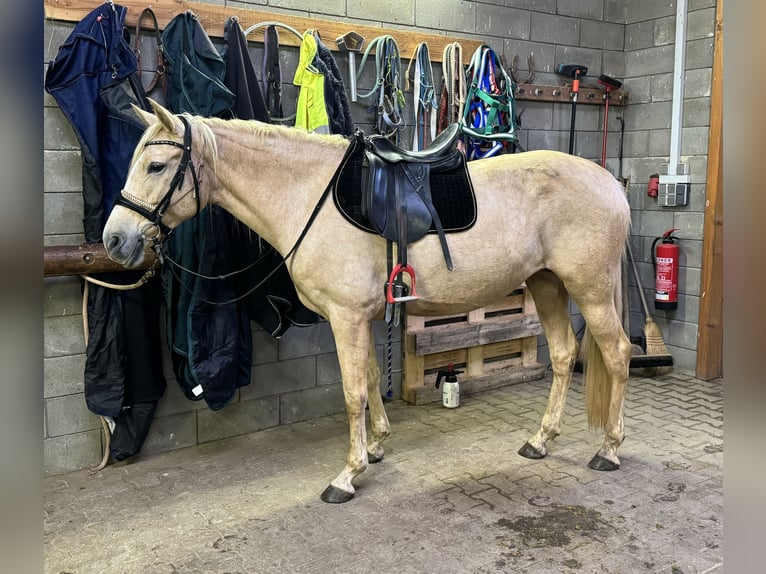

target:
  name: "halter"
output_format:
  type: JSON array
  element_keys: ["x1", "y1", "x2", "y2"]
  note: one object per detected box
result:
[
  {"x1": 405, "y1": 42, "x2": 437, "y2": 151},
  {"x1": 114, "y1": 115, "x2": 201, "y2": 239}
]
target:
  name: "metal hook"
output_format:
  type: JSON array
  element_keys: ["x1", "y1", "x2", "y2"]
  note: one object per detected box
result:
[{"x1": 243, "y1": 21, "x2": 304, "y2": 42}]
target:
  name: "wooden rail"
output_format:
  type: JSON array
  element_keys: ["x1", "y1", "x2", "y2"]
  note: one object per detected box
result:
[
  {"x1": 44, "y1": 0, "x2": 485, "y2": 63},
  {"x1": 44, "y1": 243, "x2": 155, "y2": 276},
  {"x1": 44, "y1": 1, "x2": 627, "y2": 105},
  {"x1": 515, "y1": 82, "x2": 628, "y2": 106},
  {"x1": 402, "y1": 286, "x2": 545, "y2": 405}
]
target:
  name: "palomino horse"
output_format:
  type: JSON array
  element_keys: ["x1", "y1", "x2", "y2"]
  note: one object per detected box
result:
[{"x1": 103, "y1": 100, "x2": 632, "y2": 503}]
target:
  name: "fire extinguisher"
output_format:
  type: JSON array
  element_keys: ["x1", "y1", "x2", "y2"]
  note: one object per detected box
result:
[{"x1": 651, "y1": 229, "x2": 680, "y2": 310}]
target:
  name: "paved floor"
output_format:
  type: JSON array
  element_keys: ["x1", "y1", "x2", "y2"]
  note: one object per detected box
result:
[{"x1": 44, "y1": 371, "x2": 723, "y2": 574}]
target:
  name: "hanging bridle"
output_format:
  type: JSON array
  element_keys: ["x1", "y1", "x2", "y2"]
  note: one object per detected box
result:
[{"x1": 114, "y1": 115, "x2": 201, "y2": 245}]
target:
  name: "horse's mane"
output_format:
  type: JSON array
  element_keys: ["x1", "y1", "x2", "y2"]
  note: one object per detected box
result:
[
  {"x1": 195, "y1": 116, "x2": 349, "y2": 170},
  {"x1": 132, "y1": 113, "x2": 349, "y2": 175},
  {"x1": 202, "y1": 116, "x2": 347, "y2": 146}
]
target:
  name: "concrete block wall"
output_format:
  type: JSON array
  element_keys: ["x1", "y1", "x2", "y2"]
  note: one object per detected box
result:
[
  {"x1": 621, "y1": 0, "x2": 717, "y2": 372},
  {"x1": 43, "y1": 0, "x2": 716, "y2": 474}
]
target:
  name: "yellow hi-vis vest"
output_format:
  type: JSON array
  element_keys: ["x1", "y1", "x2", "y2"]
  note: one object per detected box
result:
[{"x1": 293, "y1": 32, "x2": 330, "y2": 134}]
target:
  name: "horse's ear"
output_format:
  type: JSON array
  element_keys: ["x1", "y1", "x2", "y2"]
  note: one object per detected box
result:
[
  {"x1": 148, "y1": 99, "x2": 184, "y2": 135},
  {"x1": 132, "y1": 104, "x2": 157, "y2": 127}
]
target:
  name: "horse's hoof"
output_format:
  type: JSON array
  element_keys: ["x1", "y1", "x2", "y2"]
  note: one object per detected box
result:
[
  {"x1": 518, "y1": 442, "x2": 546, "y2": 459},
  {"x1": 320, "y1": 484, "x2": 355, "y2": 504},
  {"x1": 368, "y1": 451, "x2": 384, "y2": 464},
  {"x1": 588, "y1": 454, "x2": 620, "y2": 471}
]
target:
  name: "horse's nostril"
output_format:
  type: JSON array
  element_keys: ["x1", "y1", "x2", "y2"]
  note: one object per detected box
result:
[{"x1": 106, "y1": 233, "x2": 122, "y2": 252}]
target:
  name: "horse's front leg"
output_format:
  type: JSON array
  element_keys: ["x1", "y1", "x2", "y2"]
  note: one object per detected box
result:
[
  {"x1": 320, "y1": 319, "x2": 373, "y2": 503},
  {"x1": 365, "y1": 326, "x2": 390, "y2": 463}
]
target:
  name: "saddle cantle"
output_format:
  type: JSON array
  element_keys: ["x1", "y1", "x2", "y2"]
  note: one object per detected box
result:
[{"x1": 365, "y1": 123, "x2": 462, "y2": 168}]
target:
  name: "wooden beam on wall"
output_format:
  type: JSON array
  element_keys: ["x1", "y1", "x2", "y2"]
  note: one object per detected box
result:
[
  {"x1": 44, "y1": 244, "x2": 156, "y2": 276},
  {"x1": 45, "y1": 1, "x2": 629, "y2": 106},
  {"x1": 696, "y1": 0, "x2": 723, "y2": 380},
  {"x1": 44, "y1": 0, "x2": 485, "y2": 63},
  {"x1": 514, "y1": 82, "x2": 628, "y2": 107}
]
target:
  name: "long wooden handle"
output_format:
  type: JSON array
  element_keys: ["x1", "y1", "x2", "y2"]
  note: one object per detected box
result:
[{"x1": 625, "y1": 239, "x2": 652, "y2": 317}]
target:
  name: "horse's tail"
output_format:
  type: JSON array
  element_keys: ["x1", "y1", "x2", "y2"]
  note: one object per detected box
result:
[{"x1": 583, "y1": 256, "x2": 625, "y2": 430}]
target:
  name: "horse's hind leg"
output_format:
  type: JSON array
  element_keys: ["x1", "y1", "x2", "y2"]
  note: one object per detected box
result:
[
  {"x1": 577, "y1": 297, "x2": 632, "y2": 471},
  {"x1": 366, "y1": 327, "x2": 390, "y2": 463},
  {"x1": 518, "y1": 270, "x2": 579, "y2": 460}
]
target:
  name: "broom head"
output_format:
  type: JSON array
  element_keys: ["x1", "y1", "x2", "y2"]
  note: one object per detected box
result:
[{"x1": 642, "y1": 317, "x2": 673, "y2": 376}]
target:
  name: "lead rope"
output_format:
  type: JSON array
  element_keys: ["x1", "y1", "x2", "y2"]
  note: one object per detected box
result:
[
  {"x1": 81, "y1": 280, "x2": 113, "y2": 473},
  {"x1": 437, "y1": 42, "x2": 465, "y2": 133},
  {"x1": 406, "y1": 42, "x2": 437, "y2": 150},
  {"x1": 404, "y1": 42, "x2": 438, "y2": 151}
]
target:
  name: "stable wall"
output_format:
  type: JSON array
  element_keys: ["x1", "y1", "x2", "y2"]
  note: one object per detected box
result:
[
  {"x1": 621, "y1": 0, "x2": 718, "y2": 371},
  {"x1": 43, "y1": 0, "x2": 716, "y2": 475}
]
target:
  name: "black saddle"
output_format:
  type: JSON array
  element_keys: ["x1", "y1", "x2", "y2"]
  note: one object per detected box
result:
[
  {"x1": 332, "y1": 134, "x2": 476, "y2": 240},
  {"x1": 332, "y1": 125, "x2": 475, "y2": 306},
  {"x1": 361, "y1": 124, "x2": 464, "y2": 275}
]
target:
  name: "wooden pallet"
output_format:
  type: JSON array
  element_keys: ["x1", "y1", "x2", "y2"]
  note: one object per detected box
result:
[{"x1": 402, "y1": 286, "x2": 547, "y2": 405}]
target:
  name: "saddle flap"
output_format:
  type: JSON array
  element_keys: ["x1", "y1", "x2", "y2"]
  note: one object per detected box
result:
[{"x1": 362, "y1": 151, "x2": 433, "y2": 243}]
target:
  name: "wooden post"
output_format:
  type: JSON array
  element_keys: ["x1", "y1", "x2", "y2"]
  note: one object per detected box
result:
[
  {"x1": 695, "y1": 0, "x2": 723, "y2": 380},
  {"x1": 402, "y1": 315, "x2": 425, "y2": 403}
]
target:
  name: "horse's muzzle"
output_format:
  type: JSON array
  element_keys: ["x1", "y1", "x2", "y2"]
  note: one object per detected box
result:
[{"x1": 103, "y1": 230, "x2": 145, "y2": 269}]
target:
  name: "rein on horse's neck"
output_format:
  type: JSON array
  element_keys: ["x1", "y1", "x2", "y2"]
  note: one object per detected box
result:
[{"x1": 207, "y1": 120, "x2": 349, "y2": 257}]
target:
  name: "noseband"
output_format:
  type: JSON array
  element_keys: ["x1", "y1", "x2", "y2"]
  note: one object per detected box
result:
[{"x1": 114, "y1": 114, "x2": 201, "y2": 238}]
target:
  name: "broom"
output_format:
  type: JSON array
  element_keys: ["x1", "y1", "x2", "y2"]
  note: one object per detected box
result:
[{"x1": 625, "y1": 238, "x2": 673, "y2": 376}]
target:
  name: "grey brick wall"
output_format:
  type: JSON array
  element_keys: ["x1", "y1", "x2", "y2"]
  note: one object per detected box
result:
[
  {"x1": 43, "y1": 0, "x2": 717, "y2": 474},
  {"x1": 621, "y1": 0, "x2": 717, "y2": 372}
]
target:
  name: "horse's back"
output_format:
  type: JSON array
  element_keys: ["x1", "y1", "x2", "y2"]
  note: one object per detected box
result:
[
  {"x1": 458, "y1": 150, "x2": 629, "y2": 285},
  {"x1": 468, "y1": 149, "x2": 629, "y2": 239},
  {"x1": 471, "y1": 149, "x2": 625, "y2": 202}
]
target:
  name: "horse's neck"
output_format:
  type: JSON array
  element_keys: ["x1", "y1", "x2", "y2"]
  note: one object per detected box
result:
[{"x1": 210, "y1": 123, "x2": 347, "y2": 256}]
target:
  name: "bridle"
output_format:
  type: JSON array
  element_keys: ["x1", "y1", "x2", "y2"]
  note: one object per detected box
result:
[
  {"x1": 113, "y1": 112, "x2": 356, "y2": 307},
  {"x1": 114, "y1": 114, "x2": 201, "y2": 246}
]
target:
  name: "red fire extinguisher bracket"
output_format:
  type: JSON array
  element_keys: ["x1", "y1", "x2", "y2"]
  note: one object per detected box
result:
[
  {"x1": 651, "y1": 229, "x2": 680, "y2": 311},
  {"x1": 647, "y1": 174, "x2": 660, "y2": 198}
]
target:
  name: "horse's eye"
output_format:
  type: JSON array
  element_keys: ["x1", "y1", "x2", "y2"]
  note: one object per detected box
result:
[{"x1": 148, "y1": 162, "x2": 165, "y2": 174}]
